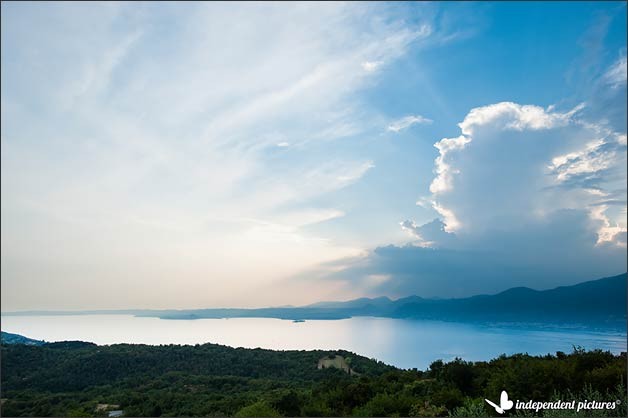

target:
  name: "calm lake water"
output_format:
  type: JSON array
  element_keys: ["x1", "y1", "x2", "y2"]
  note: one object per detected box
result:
[{"x1": 2, "y1": 315, "x2": 626, "y2": 369}]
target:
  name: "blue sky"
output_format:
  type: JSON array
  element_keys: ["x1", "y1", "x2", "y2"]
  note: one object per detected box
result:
[{"x1": 1, "y1": 2, "x2": 626, "y2": 310}]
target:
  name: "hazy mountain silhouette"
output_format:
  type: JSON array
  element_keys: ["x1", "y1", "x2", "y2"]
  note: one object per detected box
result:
[
  {"x1": 389, "y1": 273, "x2": 627, "y2": 322},
  {"x1": 146, "y1": 273, "x2": 627, "y2": 323},
  {"x1": 3, "y1": 273, "x2": 625, "y2": 325}
]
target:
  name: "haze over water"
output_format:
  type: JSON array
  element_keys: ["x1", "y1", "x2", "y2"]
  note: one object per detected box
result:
[{"x1": 2, "y1": 315, "x2": 625, "y2": 369}]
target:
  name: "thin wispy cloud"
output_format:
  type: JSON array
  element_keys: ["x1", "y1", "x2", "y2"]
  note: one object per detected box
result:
[
  {"x1": 387, "y1": 115, "x2": 433, "y2": 132},
  {"x1": 603, "y1": 55, "x2": 627, "y2": 88},
  {"x1": 1, "y1": 2, "x2": 448, "y2": 310},
  {"x1": 362, "y1": 61, "x2": 384, "y2": 73},
  {"x1": 1, "y1": 2, "x2": 625, "y2": 309}
]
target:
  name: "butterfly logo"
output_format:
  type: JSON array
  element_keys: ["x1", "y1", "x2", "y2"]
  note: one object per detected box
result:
[{"x1": 485, "y1": 390, "x2": 514, "y2": 414}]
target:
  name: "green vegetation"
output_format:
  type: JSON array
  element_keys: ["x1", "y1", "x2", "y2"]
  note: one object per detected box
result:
[{"x1": 1, "y1": 342, "x2": 626, "y2": 417}]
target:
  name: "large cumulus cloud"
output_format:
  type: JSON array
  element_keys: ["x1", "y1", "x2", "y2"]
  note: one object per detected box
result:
[
  {"x1": 325, "y1": 91, "x2": 627, "y2": 297},
  {"x1": 424, "y1": 102, "x2": 626, "y2": 241}
]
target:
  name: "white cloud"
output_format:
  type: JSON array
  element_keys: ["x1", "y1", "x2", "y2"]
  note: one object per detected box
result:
[
  {"x1": 0, "y1": 2, "x2": 429, "y2": 310},
  {"x1": 429, "y1": 103, "x2": 584, "y2": 196},
  {"x1": 387, "y1": 115, "x2": 433, "y2": 132},
  {"x1": 549, "y1": 138, "x2": 616, "y2": 183},
  {"x1": 590, "y1": 205, "x2": 627, "y2": 247},
  {"x1": 400, "y1": 218, "x2": 455, "y2": 247},
  {"x1": 362, "y1": 60, "x2": 383, "y2": 72},
  {"x1": 338, "y1": 103, "x2": 627, "y2": 294},
  {"x1": 400, "y1": 220, "x2": 430, "y2": 245},
  {"x1": 430, "y1": 201, "x2": 462, "y2": 233},
  {"x1": 603, "y1": 55, "x2": 627, "y2": 88},
  {"x1": 429, "y1": 135, "x2": 471, "y2": 194},
  {"x1": 421, "y1": 101, "x2": 626, "y2": 250},
  {"x1": 329, "y1": 161, "x2": 375, "y2": 185},
  {"x1": 458, "y1": 102, "x2": 584, "y2": 136},
  {"x1": 427, "y1": 102, "x2": 587, "y2": 223}
]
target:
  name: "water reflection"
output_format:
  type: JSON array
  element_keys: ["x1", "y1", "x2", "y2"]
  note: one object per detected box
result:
[{"x1": 2, "y1": 315, "x2": 625, "y2": 369}]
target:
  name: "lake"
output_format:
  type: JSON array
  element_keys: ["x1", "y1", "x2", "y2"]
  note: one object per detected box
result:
[{"x1": 1, "y1": 315, "x2": 626, "y2": 369}]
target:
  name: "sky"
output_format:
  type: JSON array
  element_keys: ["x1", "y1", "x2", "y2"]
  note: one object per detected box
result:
[{"x1": 1, "y1": 1, "x2": 626, "y2": 311}]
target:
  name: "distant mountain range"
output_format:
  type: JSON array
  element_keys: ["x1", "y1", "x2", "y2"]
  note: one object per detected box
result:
[{"x1": 3, "y1": 273, "x2": 626, "y2": 325}]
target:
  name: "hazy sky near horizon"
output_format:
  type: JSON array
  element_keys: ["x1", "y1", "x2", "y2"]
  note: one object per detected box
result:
[{"x1": 2, "y1": 2, "x2": 627, "y2": 311}]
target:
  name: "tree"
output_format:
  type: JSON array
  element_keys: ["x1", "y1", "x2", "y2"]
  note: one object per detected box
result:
[{"x1": 235, "y1": 401, "x2": 281, "y2": 417}]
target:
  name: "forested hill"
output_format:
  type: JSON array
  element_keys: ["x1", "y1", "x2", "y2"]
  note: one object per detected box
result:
[
  {"x1": 0, "y1": 331, "x2": 45, "y2": 346},
  {"x1": 1, "y1": 341, "x2": 393, "y2": 389},
  {"x1": 1, "y1": 340, "x2": 626, "y2": 416}
]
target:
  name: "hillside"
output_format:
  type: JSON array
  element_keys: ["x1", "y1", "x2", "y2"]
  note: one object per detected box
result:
[
  {"x1": 0, "y1": 331, "x2": 45, "y2": 346},
  {"x1": 1, "y1": 338, "x2": 626, "y2": 416}
]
